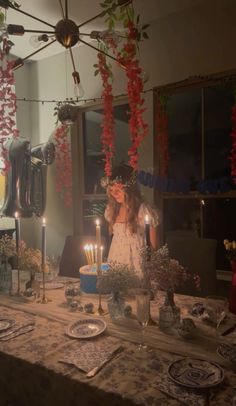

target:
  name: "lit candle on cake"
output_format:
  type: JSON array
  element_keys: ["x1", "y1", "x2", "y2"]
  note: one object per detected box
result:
[
  {"x1": 83, "y1": 245, "x2": 89, "y2": 265},
  {"x1": 145, "y1": 214, "x2": 151, "y2": 248},
  {"x1": 95, "y1": 219, "x2": 102, "y2": 271},
  {"x1": 101, "y1": 246, "x2": 104, "y2": 264},
  {"x1": 42, "y1": 217, "x2": 46, "y2": 267},
  {"x1": 94, "y1": 244, "x2": 98, "y2": 264},
  {"x1": 90, "y1": 244, "x2": 94, "y2": 264}
]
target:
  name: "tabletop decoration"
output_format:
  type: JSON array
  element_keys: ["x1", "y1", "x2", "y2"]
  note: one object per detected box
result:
[
  {"x1": 18, "y1": 242, "x2": 42, "y2": 298},
  {"x1": 0, "y1": 234, "x2": 16, "y2": 294},
  {"x1": 14, "y1": 211, "x2": 21, "y2": 294},
  {"x1": 141, "y1": 244, "x2": 200, "y2": 329},
  {"x1": 64, "y1": 282, "x2": 81, "y2": 310},
  {"x1": 223, "y1": 239, "x2": 236, "y2": 314},
  {"x1": 97, "y1": 261, "x2": 139, "y2": 320}
]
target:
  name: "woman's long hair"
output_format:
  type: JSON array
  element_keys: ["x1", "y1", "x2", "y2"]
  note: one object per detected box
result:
[{"x1": 106, "y1": 164, "x2": 143, "y2": 234}]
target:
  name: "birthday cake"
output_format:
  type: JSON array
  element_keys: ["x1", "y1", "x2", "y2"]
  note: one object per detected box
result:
[{"x1": 79, "y1": 263, "x2": 109, "y2": 294}]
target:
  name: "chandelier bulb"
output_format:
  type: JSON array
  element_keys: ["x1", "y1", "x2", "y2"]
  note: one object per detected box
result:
[
  {"x1": 29, "y1": 34, "x2": 49, "y2": 49},
  {"x1": 72, "y1": 71, "x2": 84, "y2": 98}
]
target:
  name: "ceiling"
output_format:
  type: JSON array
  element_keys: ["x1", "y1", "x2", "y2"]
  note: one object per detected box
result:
[{"x1": 4, "y1": 0, "x2": 203, "y2": 61}]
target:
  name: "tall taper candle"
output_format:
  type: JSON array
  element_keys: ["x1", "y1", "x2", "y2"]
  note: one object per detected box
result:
[
  {"x1": 145, "y1": 214, "x2": 151, "y2": 248},
  {"x1": 95, "y1": 219, "x2": 102, "y2": 270},
  {"x1": 42, "y1": 217, "x2": 46, "y2": 267},
  {"x1": 15, "y1": 211, "x2": 20, "y2": 255}
]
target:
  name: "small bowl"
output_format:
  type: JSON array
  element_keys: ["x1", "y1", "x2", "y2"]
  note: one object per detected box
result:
[{"x1": 177, "y1": 318, "x2": 197, "y2": 339}]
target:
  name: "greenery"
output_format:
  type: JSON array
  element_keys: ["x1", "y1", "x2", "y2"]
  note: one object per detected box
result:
[{"x1": 97, "y1": 261, "x2": 140, "y2": 294}]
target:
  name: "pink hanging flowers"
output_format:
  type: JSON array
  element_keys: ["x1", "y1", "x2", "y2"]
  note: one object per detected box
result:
[
  {"x1": 97, "y1": 52, "x2": 115, "y2": 177},
  {"x1": 53, "y1": 124, "x2": 72, "y2": 207}
]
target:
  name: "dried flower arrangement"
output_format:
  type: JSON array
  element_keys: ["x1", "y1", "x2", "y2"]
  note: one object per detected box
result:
[
  {"x1": 142, "y1": 245, "x2": 200, "y2": 294},
  {"x1": 0, "y1": 234, "x2": 16, "y2": 260},
  {"x1": 223, "y1": 239, "x2": 236, "y2": 262}
]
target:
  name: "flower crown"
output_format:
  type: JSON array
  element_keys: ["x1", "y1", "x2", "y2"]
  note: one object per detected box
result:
[{"x1": 101, "y1": 173, "x2": 137, "y2": 190}]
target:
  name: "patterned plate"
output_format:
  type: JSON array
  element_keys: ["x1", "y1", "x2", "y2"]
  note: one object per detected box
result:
[
  {"x1": 217, "y1": 343, "x2": 236, "y2": 363},
  {"x1": 0, "y1": 318, "x2": 16, "y2": 332},
  {"x1": 168, "y1": 358, "x2": 224, "y2": 389},
  {"x1": 66, "y1": 318, "x2": 106, "y2": 339}
]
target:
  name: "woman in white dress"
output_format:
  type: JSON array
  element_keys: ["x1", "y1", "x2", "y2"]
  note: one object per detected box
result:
[{"x1": 104, "y1": 164, "x2": 159, "y2": 277}]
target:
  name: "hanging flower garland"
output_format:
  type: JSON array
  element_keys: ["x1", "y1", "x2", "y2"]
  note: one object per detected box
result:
[
  {"x1": 117, "y1": 18, "x2": 148, "y2": 170},
  {"x1": 53, "y1": 124, "x2": 72, "y2": 207},
  {"x1": 0, "y1": 31, "x2": 19, "y2": 174},
  {"x1": 229, "y1": 103, "x2": 236, "y2": 184},
  {"x1": 96, "y1": 51, "x2": 115, "y2": 177},
  {"x1": 155, "y1": 93, "x2": 169, "y2": 176},
  {"x1": 98, "y1": 0, "x2": 149, "y2": 172}
]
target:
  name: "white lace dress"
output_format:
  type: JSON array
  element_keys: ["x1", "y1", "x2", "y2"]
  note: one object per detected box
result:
[{"x1": 105, "y1": 203, "x2": 159, "y2": 277}]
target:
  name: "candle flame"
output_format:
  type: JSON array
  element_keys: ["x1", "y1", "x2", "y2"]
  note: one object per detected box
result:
[
  {"x1": 145, "y1": 214, "x2": 149, "y2": 224},
  {"x1": 95, "y1": 219, "x2": 100, "y2": 226},
  {"x1": 42, "y1": 217, "x2": 46, "y2": 225},
  {"x1": 15, "y1": 211, "x2": 18, "y2": 219}
]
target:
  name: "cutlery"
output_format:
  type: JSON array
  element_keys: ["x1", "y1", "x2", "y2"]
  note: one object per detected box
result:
[
  {"x1": 0, "y1": 323, "x2": 35, "y2": 340},
  {"x1": 221, "y1": 323, "x2": 236, "y2": 336},
  {"x1": 86, "y1": 345, "x2": 124, "y2": 378}
]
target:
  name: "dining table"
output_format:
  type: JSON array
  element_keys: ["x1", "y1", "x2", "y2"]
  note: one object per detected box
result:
[{"x1": 0, "y1": 274, "x2": 236, "y2": 406}]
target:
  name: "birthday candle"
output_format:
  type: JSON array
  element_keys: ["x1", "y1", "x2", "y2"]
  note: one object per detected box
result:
[
  {"x1": 94, "y1": 244, "x2": 98, "y2": 264},
  {"x1": 101, "y1": 246, "x2": 104, "y2": 264},
  {"x1": 83, "y1": 245, "x2": 89, "y2": 265},
  {"x1": 95, "y1": 219, "x2": 102, "y2": 271}
]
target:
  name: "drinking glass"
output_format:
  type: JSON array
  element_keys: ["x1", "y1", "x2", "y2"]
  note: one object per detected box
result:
[
  {"x1": 205, "y1": 295, "x2": 228, "y2": 335},
  {"x1": 136, "y1": 289, "x2": 150, "y2": 350}
]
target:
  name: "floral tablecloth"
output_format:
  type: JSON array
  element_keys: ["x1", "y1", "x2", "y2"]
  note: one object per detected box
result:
[{"x1": 0, "y1": 284, "x2": 236, "y2": 406}]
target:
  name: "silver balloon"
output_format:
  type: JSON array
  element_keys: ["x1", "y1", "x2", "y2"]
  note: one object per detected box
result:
[
  {"x1": 30, "y1": 142, "x2": 55, "y2": 216},
  {"x1": 2, "y1": 139, "x2": 55, "y2": 217}
]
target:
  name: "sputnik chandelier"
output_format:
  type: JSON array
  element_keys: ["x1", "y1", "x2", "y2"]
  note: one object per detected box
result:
[{"x1": 0, "y1": 0, "x2": 131, "y2": 95}]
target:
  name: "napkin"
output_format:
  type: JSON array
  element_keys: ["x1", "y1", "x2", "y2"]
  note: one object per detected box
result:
[
  {"x1": 155, "y1": 375, "x2": 210, "y2": 406},
  {"x1": 59, "y1": 339, "x2": 122, "y2": 373}
]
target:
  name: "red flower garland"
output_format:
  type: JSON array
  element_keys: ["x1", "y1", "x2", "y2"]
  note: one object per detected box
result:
[
  {"x1": 0, "y1": 39, "x2": 19, "y2": 173},
  {"x1": 118, "y1": 20, "x2": 148, "y2": 170},
  {"x1": 53, "y1": 124, "x2": 72, "y2": 207},
  {"x1": 97, "y1": 52, "x2": 115, "y2": 177},
  {"x1": 230, "y1": 105, "x2": 236, "y2": 184},
  {"x1": 155, "y1": 94, "x2": 169, "y2": 176}
]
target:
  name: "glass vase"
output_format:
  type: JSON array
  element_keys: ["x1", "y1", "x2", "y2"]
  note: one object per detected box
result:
[
  {"x1": 107, "y1": 291, "x2": 125, "y2": 321},
  {"x1": 159, "y1": 290, "x2": 180, "y2": 330},
  {"x1": 229, "y1": 260, "x2": 236, "y2": 314},
  {"x1": 0, "y1": 260, "x2": 12, "y2": 293}
]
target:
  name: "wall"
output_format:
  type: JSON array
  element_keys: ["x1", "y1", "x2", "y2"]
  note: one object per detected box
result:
[{"x1": 12, "y1": 0, "x2": 236, "y2": 257}]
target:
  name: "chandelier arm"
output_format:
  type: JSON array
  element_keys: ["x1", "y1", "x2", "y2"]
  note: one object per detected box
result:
[
  {"x1": 79, "y1": 38, "x2": 126, "y2": 69},
  {"x1": 23, "y1": 29, "x2": 55, "y2": 34},
  {"x1": 58, "y1": 0, "x2": 65, "y2": 19},
  {"x1": 13, "y1": 39, "x2": 57, "y2": 70},
  {"x1": 7, "y1": 4, "x2": 55, "y2": 29},
  {"x1": 77, "y1": 0, "x2": 131, "y2": 29},
  {"x1": 65, "y1": 0, "x2": 68, "y2": 19},
  {"x1": 68, "y1": 47, "x2": 76, "y2": 72}
]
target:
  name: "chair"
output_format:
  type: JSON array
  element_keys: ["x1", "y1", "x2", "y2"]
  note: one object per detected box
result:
[{"x1": 166, "y1": 236, "x2": 217, "y2": 297}]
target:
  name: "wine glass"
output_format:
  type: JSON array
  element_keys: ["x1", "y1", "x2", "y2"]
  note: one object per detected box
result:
[
  {"x1": 205, "y1": 296, "x2": 228, "y2": 336},
  {"x1": 136, "y1": 289, "x2": 150, "y2": 350}
]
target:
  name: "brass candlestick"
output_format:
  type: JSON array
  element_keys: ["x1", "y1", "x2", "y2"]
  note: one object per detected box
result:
[
  {"x1": 95, "y1": 266, "x2": 106, "y2": 316},
  {"x1": 38, "y1": 264, "x2": 51, "y2": 304}
]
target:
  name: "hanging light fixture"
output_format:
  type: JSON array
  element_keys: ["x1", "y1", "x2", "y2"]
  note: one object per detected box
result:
[{"x1": 0, "y1": 0, "x2": 131, "y2": 96}]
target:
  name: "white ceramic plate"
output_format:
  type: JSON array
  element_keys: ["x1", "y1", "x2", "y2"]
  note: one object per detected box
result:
[
  {"x1": 0, "y1": 318, "x2": 16, "y2": 332},
  {"x1": 217, "y1": 343, "x2": 236, "y2": 363},
  {"x1": 66, "y1": 318, "x2": 106, "y2": 339},
  {"x1": 168, "y1": 358, "x2": 224, "y2": 389}
]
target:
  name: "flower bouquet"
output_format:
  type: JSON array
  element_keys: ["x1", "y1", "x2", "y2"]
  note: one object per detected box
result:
[
  {"x1": 97, "y1": 262, "x2": 140, "y2": 320},
  {"x1": 0, "y1": 234, "x2": 16, "y2": 292}
]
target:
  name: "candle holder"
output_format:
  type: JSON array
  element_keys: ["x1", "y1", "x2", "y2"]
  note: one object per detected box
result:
[
  {"x1": 95, "y1": 268, "x2": 107, "y2": 316},
  {"x1": 38, "y1": 264, "x2": 51, "y2": 304}
]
